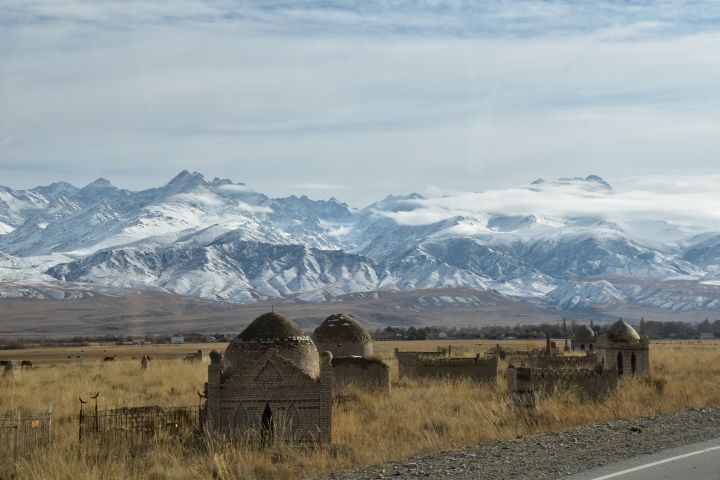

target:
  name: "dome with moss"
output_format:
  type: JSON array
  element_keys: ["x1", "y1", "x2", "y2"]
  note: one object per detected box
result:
[
  {"x1": 223, "y1": 312, "x2": 319, "y2": 377},
  {"x1": 312, "y1": 313, "x2": 373, "y2": 358},
  {"x1": 573, "y1": 324, "x2": 596, "y2": 342},
  {"x1": 605, "y1": 320, "x2": 641, "y2": 343}
]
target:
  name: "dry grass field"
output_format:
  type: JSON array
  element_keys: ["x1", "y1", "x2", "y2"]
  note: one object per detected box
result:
[{"x1": 1, "y1": 339, "x2": 719, "y2": 479}]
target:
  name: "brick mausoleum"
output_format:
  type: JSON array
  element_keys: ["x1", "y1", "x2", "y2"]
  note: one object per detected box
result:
[{"x1": 204, "y1": 312, "x2": 332, "y2": 445}]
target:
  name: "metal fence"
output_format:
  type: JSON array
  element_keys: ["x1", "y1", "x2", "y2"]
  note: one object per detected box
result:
[
  {"x1": 79, "y1": 397, "x2": 203, "y2": 445},
  {"x1": 0, "y1": 411, "x2": 52, "y2": 474}
]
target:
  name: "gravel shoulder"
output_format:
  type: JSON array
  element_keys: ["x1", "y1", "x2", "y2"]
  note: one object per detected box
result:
[{"x1": 317, "y1": 406, "x2": 720, "y2": 480}]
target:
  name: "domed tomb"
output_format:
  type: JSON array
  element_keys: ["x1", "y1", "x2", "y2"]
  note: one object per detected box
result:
[
  {"x1": 596, "y1": 319, "x2": 649, "y2": 377},
  {"x1": 605, "y1": 320, "x2": 641, "y2": 343},
  {"x1": 223, "y1": 312, "x2": 319, "y2": 378},
  {"x1": 573, "y1": 325, "x2": 596, "y2": 342},
  {"x1": 571, "y1": 324, "x2": 597, "y2": 351},
  {"x1": 313, "y1": 313, "x2": 373, "y2": 357}
]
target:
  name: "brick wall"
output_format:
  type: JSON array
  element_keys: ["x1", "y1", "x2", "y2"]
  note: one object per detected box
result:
[
  {"x1": 510, "y1": 353, "x2": 599, "y2": 369},
  {"x1": 395, "y1": 351, "x2": 498, "y2": 382},
  {"x1": 331, "y1": 356, "x2": 390, "y2": 394},
  {"x1": 506, "y1": 365, "x2": 619, "y2": 400},
  {"x1": 315, "y1": 340, "x2": 373, "y2": 358}
]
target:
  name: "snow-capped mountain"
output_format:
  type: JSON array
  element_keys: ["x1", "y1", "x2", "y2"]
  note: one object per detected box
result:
[{"x1": 2, "y1": 171, "x2": 720, "y2": 315}]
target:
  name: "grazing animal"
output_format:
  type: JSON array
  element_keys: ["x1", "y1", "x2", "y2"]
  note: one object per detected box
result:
[
  {"x1": 103, "y1": 356, "x2": 116, "y2": 362},
  {"x1": 20, "y1": 360, "x2": 32, "y2": 369},
  {"x1": 1, "y1": 360, "x2": 17, "y2": 376},
  {"x1": 183, "y1": 350, "x2": 203, "y2": 362},
  {"x1": 140, "y1": 355, "x2": 150, "y2": 370}
]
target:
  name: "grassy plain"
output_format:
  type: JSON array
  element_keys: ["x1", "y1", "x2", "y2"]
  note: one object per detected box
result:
[{"x1": 1, "y1": 340, "x2": 719, "y2": 479}]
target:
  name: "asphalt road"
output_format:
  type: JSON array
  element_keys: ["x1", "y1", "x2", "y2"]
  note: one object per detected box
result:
[{"x1": 565, "y1": 437, "x2": 720, "y2": 480}]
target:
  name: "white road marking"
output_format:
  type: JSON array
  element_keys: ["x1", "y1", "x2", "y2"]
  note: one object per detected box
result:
[{"x1": 589, "y1": 445, "x2": 720, "y2": 479}]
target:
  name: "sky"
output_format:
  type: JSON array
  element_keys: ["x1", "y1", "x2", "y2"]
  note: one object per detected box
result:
[{"x1": 1, "y1": 1, "x2": 720, "y2": 207}]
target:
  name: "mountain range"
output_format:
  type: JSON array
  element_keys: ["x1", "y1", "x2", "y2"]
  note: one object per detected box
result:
[{"x1": 2, "y1": 171, "x2": 720, "y2": 322}]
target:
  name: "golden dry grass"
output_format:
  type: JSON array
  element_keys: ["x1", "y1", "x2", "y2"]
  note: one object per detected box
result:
[{"x1": 1, "y1": 340, "x2": 719, "y2": 480}]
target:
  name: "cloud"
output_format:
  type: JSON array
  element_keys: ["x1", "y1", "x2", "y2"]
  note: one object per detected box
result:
[
  {"x1": 1, "y1": 1, "x2": 720, "y2": 206},
  {"x1": 380, "y1": 175, "x2": 720, "y2": 233},
  {"x1": 217, "y1": 183, "x2": 254, "y2": 193}
]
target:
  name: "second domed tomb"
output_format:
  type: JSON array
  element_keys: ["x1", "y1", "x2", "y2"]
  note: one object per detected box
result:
[
  {"x1": 204, "y1": 312, "x2": 332, "y2": 445},
  {"x1": 312, "y1": 313, "x2": 373, "y2": 358}
]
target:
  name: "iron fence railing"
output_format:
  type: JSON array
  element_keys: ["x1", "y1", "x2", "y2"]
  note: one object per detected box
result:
[
  {"x1": 0, "y1": 411, "x2": 52, "y2": 474},
  {"x1": 78, "y1": 396, "x2": 203, "y2": 445}
]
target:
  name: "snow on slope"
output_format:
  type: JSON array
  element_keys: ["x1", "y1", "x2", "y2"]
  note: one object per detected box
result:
[
  {"x1": 2, "y1": 172, "x2": 720, "y2": 311},
  {"x1": 47, "y1": 239, "x2": 384, "y2": 303}
]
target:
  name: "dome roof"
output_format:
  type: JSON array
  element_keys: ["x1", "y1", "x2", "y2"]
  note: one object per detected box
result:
[
  {"x1": 606, "y1": 320, "x2": 641, "y2": 343},
  {"x1": 223, "y1": 312, "x2": 319, "y2": 377},
  {"x1": 573, "y1": 324, "x2": 596, "y2": 341},
  {"x1": 237, "y1": 312, "x2": 305, "y2": 341},
  {"x1": 313, "y1": 313, "x2": 371, "y2": 344}
]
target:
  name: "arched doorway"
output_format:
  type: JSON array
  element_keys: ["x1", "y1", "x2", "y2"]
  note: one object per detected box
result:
[
  {"x1": 631, "y1": 352, "x2": 637, "y2": 375},
  {"x1": 617, "y1": 352, "x2": 624, "y2": 376},
  {"x1": 261, "y1": 403, "x2": 273, "y2": 447}
]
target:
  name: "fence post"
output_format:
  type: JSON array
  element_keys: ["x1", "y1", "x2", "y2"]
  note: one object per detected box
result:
[
  {"x1": 93, "y1": 393, "x2": 100, "y2": 434},
  {"x1": 79, "y1": 397, "x2": 86, "y2": 443},
  {"x1": 48, "y1": 406, "x2": 53, "y2": 446},
  {"x1": 14, "y1": 411, "x2": 20, "y2": 464}
]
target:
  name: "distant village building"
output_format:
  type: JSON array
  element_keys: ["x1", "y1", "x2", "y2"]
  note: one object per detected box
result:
[
  {"x1": 596, "y1": 320, "x2": 650, "y2": 376},
  {"x1": 700, "y1": 332, "x2": 715, "y2": 340},
  {"x1": 205, "y1": 312, "x2": 332, "y2": 445},
  {"x1": 170, "y1": 335, "x2": 184, "y2": 345},
  {"x1": 571, "y1": 325, "x2": 597, "y2": 352}
]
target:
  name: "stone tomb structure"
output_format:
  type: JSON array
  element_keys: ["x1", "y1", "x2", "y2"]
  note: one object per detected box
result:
[
  {"x1": 571, "y1": 325, "x2": 597, "y2": 352},
  {"x1": 596, "y1": 320, "x2": 650, "y2": 377},
  {"x1": 395, "y1": 350, "x2": 498, "y2": 382},
  {"x1": 514, "y1": 353, "x2": 598, "y2": 369},
  {"x1": 506, "y1": 364, "x2": 619, "y2": 405},
  {"x1": 204, "y1": 312, "x2": 332, "y2": 445},
  {"x1": 312, "y1": 313, "x2": 373, "y2": 357},
  {"x1": 313, "y1": 313, "x2": 390, "y2": 394}
]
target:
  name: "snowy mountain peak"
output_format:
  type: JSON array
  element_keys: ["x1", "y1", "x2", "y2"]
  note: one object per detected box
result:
[
  {"x1": 165, "y1": 170, "x2": 208, "y2": 190},
  {"x1": 366, "y1": 193, "x2": 426, "y2": 213},
  {"x1": 531, "y1": 175, "x2": 613, "y2": 191},
  {"x1": 84, "y1": 178, "x2": 113, "y2": 188}
]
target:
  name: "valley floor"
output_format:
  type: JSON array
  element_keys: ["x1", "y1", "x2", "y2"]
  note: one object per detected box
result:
[{"x1": 1, "y1": 340, "x2": 719, "y2": 479}]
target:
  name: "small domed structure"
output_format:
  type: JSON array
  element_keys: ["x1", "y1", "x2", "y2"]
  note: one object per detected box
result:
[
  {"x1": 313, "y1": 313, "x2": 373, "y2": 357},
  {"x1": 574, "y1": 325, "x2": 595, "y2": 341},
  {"x1": 605, "y1": 319, "x2": 641, "y2": 343},
  {"x1": 597, "y1": 319, "x2": 649, "y2": 377},
  {"x1": 571, "y1": 324, "x2": 597, "y2": 352},
  {"x1": 224, "y1": 312, "x2": 319, "y2": 378}
]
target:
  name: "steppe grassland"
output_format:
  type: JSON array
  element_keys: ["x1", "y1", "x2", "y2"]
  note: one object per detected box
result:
[{"x1": 0, "y1": 340, "x2": 718, "y2": 480}]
